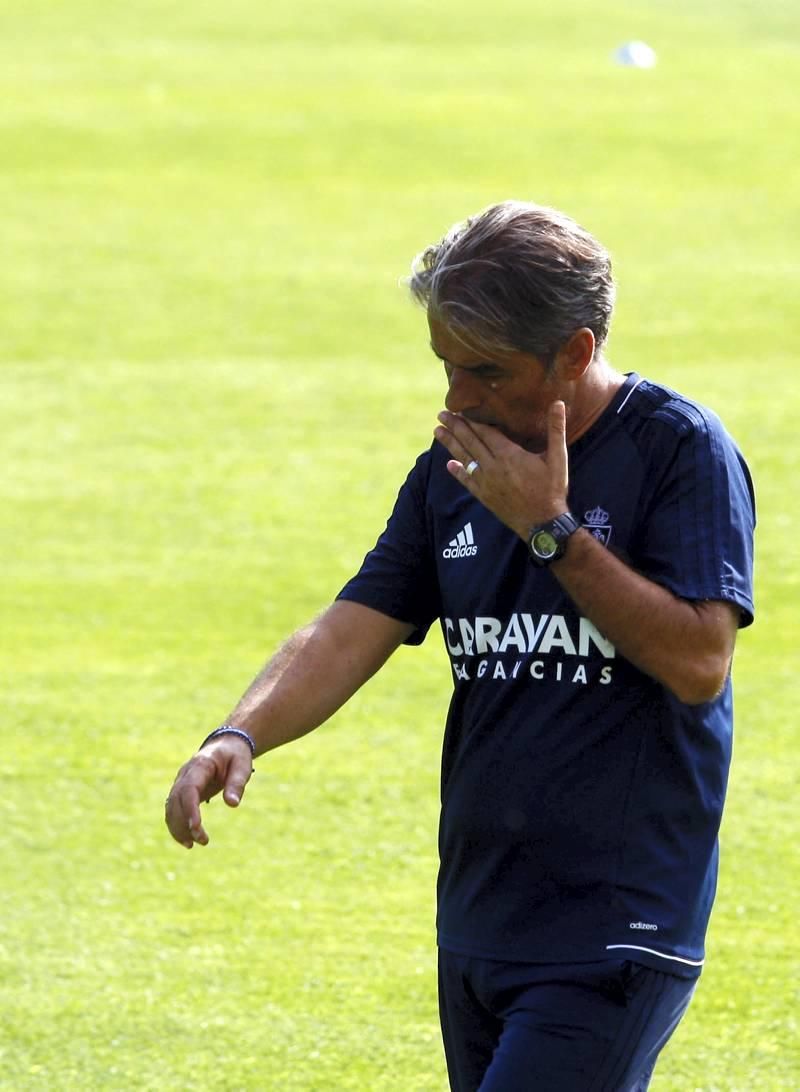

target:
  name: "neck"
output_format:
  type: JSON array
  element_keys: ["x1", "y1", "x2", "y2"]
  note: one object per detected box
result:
[{"x1": 564, "y1": 358, "x2": 626, "y2": 445}]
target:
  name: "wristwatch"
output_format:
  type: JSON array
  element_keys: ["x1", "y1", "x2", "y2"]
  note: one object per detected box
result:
[{"x1": 528, "y1": 512, "x2": 580, "y2": 567}]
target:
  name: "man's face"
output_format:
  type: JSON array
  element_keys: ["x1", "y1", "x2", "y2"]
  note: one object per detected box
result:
[{"x1": 429, "y1": 315, "x2": 563, "y2": 453}]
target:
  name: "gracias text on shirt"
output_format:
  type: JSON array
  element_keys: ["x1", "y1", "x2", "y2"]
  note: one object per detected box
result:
[{"x1": 443, "y1": 612, "x2": 616, "y2": 685}]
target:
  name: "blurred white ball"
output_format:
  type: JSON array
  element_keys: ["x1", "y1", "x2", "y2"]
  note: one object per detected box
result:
[{"x1": 614, "y1": 41, "x2": 658, "y2": 68}]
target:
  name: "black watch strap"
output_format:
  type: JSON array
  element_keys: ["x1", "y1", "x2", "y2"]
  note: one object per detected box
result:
[{"x1": 528, "y1": 512, "x2": 580, "y2": 567}]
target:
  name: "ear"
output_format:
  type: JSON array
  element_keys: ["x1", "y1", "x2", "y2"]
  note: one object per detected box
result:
[{"x1": 555, "y1": 328, "x2": 595, "y2": 380}]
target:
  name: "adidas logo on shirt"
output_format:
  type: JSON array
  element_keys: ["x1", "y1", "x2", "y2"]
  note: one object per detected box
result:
[{"x1": 443, "y1": 521, "x2": 478, "y2": 559}]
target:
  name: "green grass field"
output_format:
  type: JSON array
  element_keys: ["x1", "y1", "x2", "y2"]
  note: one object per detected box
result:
[{"x1": 2, "y1": 1, "x2": 798, "y2": 1087}]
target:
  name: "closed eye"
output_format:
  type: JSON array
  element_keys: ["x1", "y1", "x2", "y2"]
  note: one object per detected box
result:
[{"x1": 430, "y1": 345, "x2": 504, "y2": 381}]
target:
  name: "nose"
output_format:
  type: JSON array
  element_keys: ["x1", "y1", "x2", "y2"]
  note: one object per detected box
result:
[{"x1": 445, "y1": 367, "x2": 483, "y2": 415}]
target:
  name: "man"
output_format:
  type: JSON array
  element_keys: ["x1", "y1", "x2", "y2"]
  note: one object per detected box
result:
[{"x1": 165, "y1": 201, "x2": 755, "y2": 1090}]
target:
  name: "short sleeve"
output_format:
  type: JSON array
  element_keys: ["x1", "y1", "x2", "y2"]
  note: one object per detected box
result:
[
  {"x1": 633, "y1": 407, "x2": 755, "y2": 626},
  {"x1": 337, "y1": 451, "x2": 441, "y2": 645}
]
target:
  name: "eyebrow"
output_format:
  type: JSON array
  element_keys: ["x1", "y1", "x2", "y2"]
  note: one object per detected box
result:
[{"x1": 429, "y1": 342, "x2": 501, "y2": 371}]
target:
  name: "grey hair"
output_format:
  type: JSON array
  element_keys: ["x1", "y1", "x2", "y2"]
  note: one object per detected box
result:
[{"x1": 407, "y1": 200, "x2": 616, "y2": 366}]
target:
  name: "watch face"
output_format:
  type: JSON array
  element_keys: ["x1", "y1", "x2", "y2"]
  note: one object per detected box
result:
[{"x1": 532, "y1": 530, "x2": 558, "y2": 558}]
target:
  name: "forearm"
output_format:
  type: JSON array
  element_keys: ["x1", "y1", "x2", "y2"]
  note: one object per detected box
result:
[
  {"x1": 226, "y1": 600, "x2": 414, "y2": 756},
  {"x1": 165, "y1": 600, "x2": 412, "y2": 848},
  {"x1": 552, "y1": 529, "x2": 736, "y2": 704}
]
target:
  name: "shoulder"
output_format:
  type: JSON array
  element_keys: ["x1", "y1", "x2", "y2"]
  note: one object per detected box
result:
[
  {"x1": 617, "y1": 378, "x2": 749, "y2": 476},
  {"x1": 622, "y1": 378, "x2": 726, "y2": 438},
  {"x1": 389, "y1": 442, "x2": 462, "y2": 526},
  {"x1": 402, "y1": 440, "x2": 461, "y2": 495},
  {"x1": 395, "y1": 443, "x2": 436, "y2": 496},
  {"x1": 611, "y1": 375, "x2": 754, "y2": 511}
]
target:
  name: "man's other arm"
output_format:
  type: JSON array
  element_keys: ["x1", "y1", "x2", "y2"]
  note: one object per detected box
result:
[
  {"x1": 435, "y1": 401, "x2": 742, "y2": 706},
  {"x1": 550, "y1": 531, "x2": 740, "y2": 705},
  {"x1": 165, "y1": 601, "x2": 414, "y2": 848}
]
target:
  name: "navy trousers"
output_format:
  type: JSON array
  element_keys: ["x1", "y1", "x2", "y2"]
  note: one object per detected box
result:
[{"x1": 438, "y1": 950, "x2": 697, "y2": 1092}]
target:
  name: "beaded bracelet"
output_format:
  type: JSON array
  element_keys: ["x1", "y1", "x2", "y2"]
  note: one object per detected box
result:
[{"x1": 199, "y1": 725, "x2": 257, "y2": 757}]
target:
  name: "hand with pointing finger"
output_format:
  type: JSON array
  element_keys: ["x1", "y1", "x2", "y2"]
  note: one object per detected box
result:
[{"x1": 433, "y1": 400, "x2": 571, "y2": 540}]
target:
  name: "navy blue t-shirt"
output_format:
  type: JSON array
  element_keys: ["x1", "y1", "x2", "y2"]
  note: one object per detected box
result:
[{"x1": 338, "y1": 375, "x2": 755, "y2": 977}]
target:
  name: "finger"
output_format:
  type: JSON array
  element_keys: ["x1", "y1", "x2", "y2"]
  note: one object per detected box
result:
[
  {"x1": 433, "y1": 413, "x2": 488, "y2": 490},
  {"x1": 184, "y1": 786, "x2": 211, "y2": 845},
  {"x1": 441, "y1": 459, "x2": 481, "y2": 495},
  {"x1": 165, "y1": 755, "x2": 218, "y2": 848},
  {"x1": 171, "y1": 783, "x2": 210, "y2": 847},
  {"x1": 222, "y1": 751, "x2": 255, "y2": 808},
  {"x1": 434, "y1": 422, "x2": 475, "y2": 469},
  {"x1": 547, "y1": 401, "x2": 569, "y2": 494},
  {"x1": 165, "y1": 785, "x2": 201, "y2": 849},
  {"x1": 436, "y1": 412, "x2": 496, "y2": 459}
]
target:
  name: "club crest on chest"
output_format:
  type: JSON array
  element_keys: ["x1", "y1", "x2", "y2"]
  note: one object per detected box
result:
[{"x1": 581, "y1": 506, "x2": 613, "y2": 546}]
